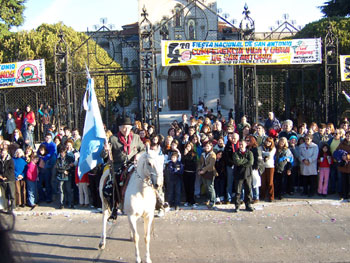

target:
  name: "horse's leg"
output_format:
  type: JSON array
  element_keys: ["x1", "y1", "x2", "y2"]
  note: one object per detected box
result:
[
  {"x1": 99, "y1": 203, "x2": 109, "y2": 250},
  {"x1": 144, "y1": 213, "x2": 154, "y2": 263},
  {"x1": 128, "y1": 215, "x2": 141, "y2": 263}
]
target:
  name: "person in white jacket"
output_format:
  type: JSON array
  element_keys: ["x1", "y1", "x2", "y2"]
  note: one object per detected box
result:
[
  {"x1": 298, "y1": 135, "x2": 319, "y2": 197},
  {"x1": 260, "y1": 137, "x2": 276, "y2": 202}
]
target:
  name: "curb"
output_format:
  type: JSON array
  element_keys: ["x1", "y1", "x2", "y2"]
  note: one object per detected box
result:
[{"x1": 13, "y1": 199, "x2": 348, "y2": 217}]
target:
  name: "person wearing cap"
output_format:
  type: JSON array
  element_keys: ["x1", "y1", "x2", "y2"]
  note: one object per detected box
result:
[{"x1": 101, "y1": 116, "x2": 145, "y2": 219}]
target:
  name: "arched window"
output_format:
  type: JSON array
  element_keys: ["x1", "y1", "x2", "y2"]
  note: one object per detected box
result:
[
  {"x1": 174, "y1": 5, "x2": 182, "y2": 27},
  {"x1": 188, "y1": 19, "x2": 196, "y2": 40}
]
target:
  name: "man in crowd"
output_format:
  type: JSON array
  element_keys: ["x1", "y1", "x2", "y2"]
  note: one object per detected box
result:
[
  {"x1": 224, "y1": 132, "x2": 240, "y2": 204},
  {"x1": 232, "y1": 139, "x2": 254, "y2": 212},
  {"x1": 278, "y1": 120, "x2": 297, "y2": 140}
]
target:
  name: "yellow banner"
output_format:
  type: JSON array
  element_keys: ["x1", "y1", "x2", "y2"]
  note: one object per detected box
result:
[
  {"x1": 0, "y1": 59, "x2": 46, "y2": 89},
  {"x1": 340, "y1": 55, "x2": 350, "y2": 81},
  {"x1": 161, "y1": 39, "x2": 322, "y2": 66}
]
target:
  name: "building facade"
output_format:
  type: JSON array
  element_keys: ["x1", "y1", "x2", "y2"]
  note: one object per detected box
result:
[{"x1": 138, "y1": 0, "x2": 237, "y2": 112}]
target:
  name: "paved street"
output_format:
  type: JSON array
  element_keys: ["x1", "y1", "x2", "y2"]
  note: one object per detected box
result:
[{"x1": 11, "y1": 199, "x2": 350, "y2": 263}]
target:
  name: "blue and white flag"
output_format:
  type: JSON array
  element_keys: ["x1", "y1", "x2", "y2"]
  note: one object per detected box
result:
[
  {"x1": 342, "y1": 90, "x2": 350, "y2": 104},
  {"x1": 78, "y1": 75, "x2": 106, "y2": 179}
]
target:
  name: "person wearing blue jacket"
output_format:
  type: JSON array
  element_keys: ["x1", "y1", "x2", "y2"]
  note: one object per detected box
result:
[
  {"x1": 37, "y1": 133, "x2": 57, "y2": 203},
  {"x1": 13, "y1": 149, "x2": 27, "y2": 207}
]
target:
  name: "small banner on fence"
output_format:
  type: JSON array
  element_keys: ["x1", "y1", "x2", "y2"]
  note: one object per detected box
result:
[
  {"x1": 0, "y1": 59, "x2": 46, "y2": 89},
  {"x1": 161, "y1": 38, "x2": 322, "y2": 66},
  {"x1": 340, "y1": 55, "x2": 350, "y2": 81}
]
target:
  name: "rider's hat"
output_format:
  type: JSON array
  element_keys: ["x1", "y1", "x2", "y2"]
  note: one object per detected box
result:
[{"x1": 120, "y1": 116, "x2": 133, "y2": 126}]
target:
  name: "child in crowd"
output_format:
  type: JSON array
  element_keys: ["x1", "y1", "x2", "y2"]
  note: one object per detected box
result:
[
  {"x1": 318, "y1": 144, "x2": 333, "y2": 196},
  {"x1": 214, "y1": 150, "x2": 226, "y2": 204},
  {"x1": 166, "y1": 152, "x2": 184, "y2": 210},
  {"x1": 26, "y1": 155, "x2": 39, "y2": 208},
  {"x1": 75, "y1": 166, "x2": 90, "y2": 207},
  {"x1": 56, "y1": 148, "x2": 75, "y2": 209}
]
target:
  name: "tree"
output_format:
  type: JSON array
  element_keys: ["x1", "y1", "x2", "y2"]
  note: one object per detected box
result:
[
  {"x1": 0, "y1": 0, "x2": 26, "y2": 36},
  {"x1": 320, "y1": 0, "x2": 350, "y2": 17},
  {"x1": 0, "y1": 22, "x2": 133, "y2": 106}
]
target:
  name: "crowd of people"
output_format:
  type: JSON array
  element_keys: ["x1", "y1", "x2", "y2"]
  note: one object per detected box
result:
[
  {"x1": 0, "y1": 104, "x2": 90, "y2": 211},
  {"x1": 0, "y1": 102, "x2": 350, "y2": 214},
  {"x1": 136, "y1": 110, "x2": 350, "y2": 213}
]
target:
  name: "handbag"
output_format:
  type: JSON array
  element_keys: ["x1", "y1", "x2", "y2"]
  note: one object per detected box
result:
[{"x1": 252, "y1": 169, "x2": 261, "y2": 188}]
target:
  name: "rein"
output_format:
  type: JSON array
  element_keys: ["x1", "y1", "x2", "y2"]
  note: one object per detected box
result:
[{"x1": 134, "y1": 170, "x2": 155, "y2": 188}]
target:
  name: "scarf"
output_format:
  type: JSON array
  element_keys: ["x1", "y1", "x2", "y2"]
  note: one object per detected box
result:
[
  {"x1": 118, "y1": 131, "x2": 133, "y2": 155},
  {"x1": 231, "y1": 141, "x2": 239, "y2": 152}
]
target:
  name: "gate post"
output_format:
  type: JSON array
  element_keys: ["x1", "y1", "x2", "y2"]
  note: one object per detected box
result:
[
  {"x1": 239, "y1": 4, "x2": 257, "y2": 123},
  {"x1": 139, "y1": 7, "x2": 157, "y2": 129},
  {"x1": 324, "y1": 23, "x2": 339, "y2": 124},
  {"x1": 54, "y1": 31, "x2": 74, "y2": 129}
]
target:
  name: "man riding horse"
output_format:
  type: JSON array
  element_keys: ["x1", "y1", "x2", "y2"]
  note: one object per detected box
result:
[{"x1": 101, "y1": 116, "x2": 145, "y2": 220}]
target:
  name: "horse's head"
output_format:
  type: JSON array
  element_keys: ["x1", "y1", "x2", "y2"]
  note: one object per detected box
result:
[{"x1": 138, "y1": 145, "x2": 164, "y2": 189}]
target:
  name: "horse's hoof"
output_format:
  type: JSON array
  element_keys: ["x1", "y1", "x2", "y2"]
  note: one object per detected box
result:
[{"x1": 98, "y1": 242, "x2": 105, "y2": 250}]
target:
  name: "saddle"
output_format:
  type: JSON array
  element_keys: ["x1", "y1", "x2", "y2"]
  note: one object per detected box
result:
[
  {"x1": 119, "y1": 164, "x2": 135, "y2": 204},
  {"x1": 103, "y1": 162, "x2": 134, "y2": 221}
]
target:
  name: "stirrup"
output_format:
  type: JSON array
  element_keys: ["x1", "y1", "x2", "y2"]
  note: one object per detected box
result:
[{"x1": 108, "y1": 208, "x2": 118, "y2": 222}]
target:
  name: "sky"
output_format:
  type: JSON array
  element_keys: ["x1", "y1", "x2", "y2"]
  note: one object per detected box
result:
[{"x1": 17, "y1": 0, "x2": 326, "y2": 33}]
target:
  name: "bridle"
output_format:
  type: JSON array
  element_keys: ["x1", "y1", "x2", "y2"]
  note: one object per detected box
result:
[{"x1": 134, "y1": 170, "x2": 155, "y2": 188}]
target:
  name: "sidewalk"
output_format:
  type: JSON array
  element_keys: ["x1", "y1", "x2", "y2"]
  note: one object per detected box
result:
[{"x1": 13, "y1": 193, "x2": 347, "y2": 217}]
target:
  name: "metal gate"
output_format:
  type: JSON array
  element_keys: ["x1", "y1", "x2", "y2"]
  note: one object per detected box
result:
[{"x1": 54, "y1": 24, "x2": 140, "y2": 133}]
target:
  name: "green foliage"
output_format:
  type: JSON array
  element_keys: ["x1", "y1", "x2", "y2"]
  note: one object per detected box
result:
[
  {"x1": 0, "y1": 0, "x2": 25, "y2": 36},
  {"x1": 320, "y1": 0, "x2": 350, "y2": 17},
  {"x1": 294, "y1": 17, "x2": 350, "y2": 55},
  {"x1": 0, "y1": 22, "x2": 133, "y2": 106}
]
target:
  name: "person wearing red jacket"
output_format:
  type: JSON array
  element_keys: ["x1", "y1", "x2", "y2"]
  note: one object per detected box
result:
[
  {"x1": 23, "y1": 105, "x2": 36, "y2": 132},
  {"x1": 75, "y1": 167, "x2": 90, "y2": 207},
  {"x1": 13, "y1": 109, "x2": 23, "y2": 131}
]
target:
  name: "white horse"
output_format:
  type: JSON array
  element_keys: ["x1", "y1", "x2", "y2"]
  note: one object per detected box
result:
[{"x1": 99, "y1": 147, "x2": 164, "y2": 263}]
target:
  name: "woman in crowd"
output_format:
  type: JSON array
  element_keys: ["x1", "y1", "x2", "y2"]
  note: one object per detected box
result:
[
  {"x1": 260, "y1": 137, "x2": 276, "y2": 202},
  {"x1": 274, "y1": 137, "x2": 293, "y2": 200},
  {"x1": 13, "y1": 149, "x2": 27, "y2": 208},
  {"x1": 11, "y1": 129, "x2": 24, "y2": 150},
  {"x1": 182, "y1": 142, "x2": 197, "y2": 207},
  {"x1": 298, "y1": 135, "x2": 319, "y2": 197},
  {"x1": 246, "y1": 135, "x2": 264, "y2": 203}
]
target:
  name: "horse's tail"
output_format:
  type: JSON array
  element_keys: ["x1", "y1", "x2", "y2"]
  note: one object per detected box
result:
[{"x1": 99, "y1": 164, "x2": 113, "y2": 213}]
